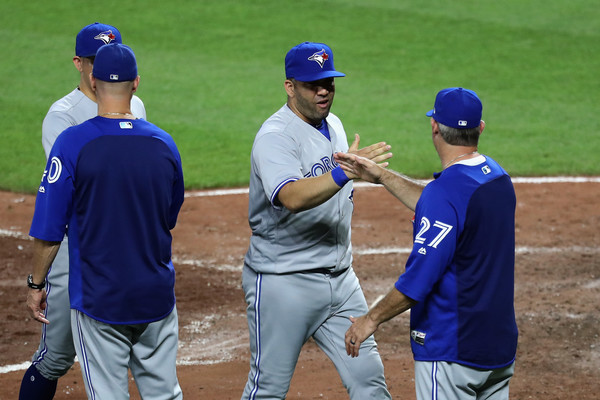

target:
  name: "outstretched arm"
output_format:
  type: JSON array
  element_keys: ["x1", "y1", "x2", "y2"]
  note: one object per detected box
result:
[
  {"x1": 278, "y1": 134, "x2": 392, "y2": 212},
  {"x1": 334, "y1": 152, "x2": 425, "y2": 211},
  {"x1": 345, "y1": 287, "x2": 416, "y2": 357}
]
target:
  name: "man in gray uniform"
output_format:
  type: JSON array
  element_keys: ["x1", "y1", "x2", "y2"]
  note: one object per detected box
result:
[
  {"x1": 241, "y1": 41, "x2": 393, "y2": 399},
  {"x1": 19, "y1": 22, "x2": 145, "y2": 399}
]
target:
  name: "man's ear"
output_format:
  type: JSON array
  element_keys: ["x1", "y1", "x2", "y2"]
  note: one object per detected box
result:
[
  {"x1": 431, "y1": 118, "x2": 440, "y2": 134},
  {"x1": 479, "y1": 120, "x2": 486, "y2": 135},
  {"x1": 89, "y1": 73, "x2": 96, "y2": 92},
  {"x1": 73, "y1": 56, "x2": 83, "y2": 72},
  {"x1": 284, "y1": 79, "x2": 295, "y2": 98},
  {"x1": 132, "y1": 76, "x2": 140, "y2": 93}
]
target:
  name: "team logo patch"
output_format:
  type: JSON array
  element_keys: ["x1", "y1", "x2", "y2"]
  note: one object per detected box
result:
[
  {"x1": 110, "y1": 74, "x2": 119, "y2": 81},
  {"x1": 308, "y1": 49, "x2": 329, "y2": 68},
  {"x1": 458, "y1": 120, "x2": 468, "y2": 127},
  {"x1": 482, "y1": 165, "x2": 491, "y2": 175},
  {"x1": 120, "y1": 121, "x2": 133, "y2": 129},
  {"x1": 94, "y1": 30, "x2": 117, "y2": 45},
  {"x1": 411, "y1": 330, "x2": 426, "y2": 345}
]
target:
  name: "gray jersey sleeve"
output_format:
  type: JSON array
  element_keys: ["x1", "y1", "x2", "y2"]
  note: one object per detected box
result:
[
  {"x1": 42, "y1": 111, "x2": 79, "y2": 158},
  {"x1": 252, "y1": 131, "x2": 302, "y2": 208},
  {"x1": 42, "y1": 89, "x2": 97, "y2": 158}
]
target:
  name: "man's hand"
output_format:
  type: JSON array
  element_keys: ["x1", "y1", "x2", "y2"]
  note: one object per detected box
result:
[
  {"x1": 27, "y1": 288, "x2": 49, "y2": 324},
  {"x1": 345, "y1": 288, "x2": 417, "y2": 357},
  {"x1": 345, "y1": 314, "x2": 379, "y2": 358},
  {"x1": 334, "y1": 152, "x2": 383, "y2": 184},
  {"x1": 348, "y1": 133, "x2": 392, "y2": 165}
]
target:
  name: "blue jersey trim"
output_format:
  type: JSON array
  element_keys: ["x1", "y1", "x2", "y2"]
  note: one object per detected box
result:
[
  {"x1": 270, "y1": 178, "x2": 298, "y2": 209},
  {"x1": 249, "y1": 273, "x2": 263, "y2": 399}
]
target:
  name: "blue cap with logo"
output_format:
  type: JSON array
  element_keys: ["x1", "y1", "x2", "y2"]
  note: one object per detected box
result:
[
  {"x1": 76, "y1": 22, "x2": 122, "y2": 58},
  {"x1": 92, "y1": 43, "x2": 138, "y2": 82},
  {"x1": 426, "y1": 87, "x2": 482, "y2": 129},
  {"x1": 285, "y1": 41, "x2": 346, "y2": 82}
]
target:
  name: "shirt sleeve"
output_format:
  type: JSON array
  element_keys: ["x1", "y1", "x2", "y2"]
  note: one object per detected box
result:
[
  {"x1": 169, "y1": 147, "x2": 184, "y2": 230},
  {"x1": 42, "y1": 111, "x2": 76, "y2": 159},
  {"x1": 395, "y1": 185, "x2": 459, "y2": 301},
  {"x1": 252, "y1": 132, "x2": 302, "y2": 207},
  {"x1": 29, "y1": 132, "x2": 75, "y2": 241}
]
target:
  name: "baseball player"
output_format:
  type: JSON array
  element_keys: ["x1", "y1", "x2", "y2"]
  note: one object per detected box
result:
[
  {"x1": 336, "y1": 87, "x2": 519, "y2": 399},
  {"x1": 19, "y1": 22, "x2": 146, "y2": 400},
  {"x1": 26, "y1": 42, "x2": 184, "y2": 399},
  {"x1": 242, "y1": 41, "x2": 393, "y2": 399}
]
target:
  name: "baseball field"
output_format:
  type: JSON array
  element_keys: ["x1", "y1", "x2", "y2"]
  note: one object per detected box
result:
[
  {"x1": 1, "y1": 180, "x2": 599, "y2": 399},
  {"x1": 0, "y1": 0, "x2": 599, "y2": 399}
]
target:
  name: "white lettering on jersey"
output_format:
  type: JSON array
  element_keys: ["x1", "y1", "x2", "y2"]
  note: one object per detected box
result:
[
  {"x1": 304, "y1": 155, "x2": 337, "y2": 178},
  {"x1": 414, "y1": 217, "x2": 431, "y2": 244},
  {"x1": 429, "y1": 221, "x2": 453, "y2": 248},
  {"x1": 47, "y1": 157, "x2": 62, "y2": 184},
  {"x1": 414, "y1": 217, "x2": 453, "y2": 249}
]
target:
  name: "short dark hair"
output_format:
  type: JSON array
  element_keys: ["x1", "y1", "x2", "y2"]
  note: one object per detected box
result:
[
  {"x1": 79, "y1": 55, "x2": 95, "y2": 64},
  {"x1": 437, "y1": 121, "x2": 480, "y2": 146}
]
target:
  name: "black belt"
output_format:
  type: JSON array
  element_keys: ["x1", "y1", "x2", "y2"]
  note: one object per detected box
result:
[{"x1": 308, "y1": 267, "x2": 349, "y2": 277}]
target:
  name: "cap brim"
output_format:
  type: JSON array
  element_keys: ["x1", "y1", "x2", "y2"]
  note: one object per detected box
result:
[
  {"x1": 293, "y1": 71, "x2": 346, "y2": 82},
  {"x1": 425, "y1": 109, "x2": 434, "y2": 117}
]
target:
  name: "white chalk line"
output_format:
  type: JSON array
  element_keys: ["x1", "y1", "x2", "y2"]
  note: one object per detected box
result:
[
  {"x1": 354, "y1": 245, "x2": 600, "y2": 256},
  {"x1": 185, "y1": 176, "x2": 600, "y2": 197},
  {"x1": 0, "y1": 229, "x2": 31, "y2": 241}
]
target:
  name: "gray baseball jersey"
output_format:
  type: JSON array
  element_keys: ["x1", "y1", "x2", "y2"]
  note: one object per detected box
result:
[
  {"x1": 241, "y1": 104, "x2": 391, "y2": 399},
  {"x1": 244, "y1": 104, "x2": 353, "y2": 274},
  {"x1": 30, "y1": 87, "x2": 146, "y2": 380}
]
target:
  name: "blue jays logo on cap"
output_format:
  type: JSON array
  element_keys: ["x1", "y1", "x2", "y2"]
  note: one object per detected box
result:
[
  {"x1": 94, "y1": 30, "x2": 117, "y2": 45},
  {"x1": 285, "y1": 41, "x2": 345, "y2": 82},
  {"x1": 308, "y1": 49, "x2": 329, "y2": 68},
  {"x1": 76, "y1": 22, "x2": 122, "y2": 57},
  {"x1": 425, "y1": 87, "x2": 483, "y2": 129}
]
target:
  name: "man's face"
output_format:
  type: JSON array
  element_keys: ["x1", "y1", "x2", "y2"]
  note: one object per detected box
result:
[
  {"x1": 73, "y1": 55, "x2": 96, "y2": 92},
  {"x1": 287, "y1": 77, "x2": 336, "y2": 125}
]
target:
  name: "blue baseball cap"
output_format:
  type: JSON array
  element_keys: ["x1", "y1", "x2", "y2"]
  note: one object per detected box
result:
[
  {"x1": 285, "y1": 42, "x2": 345, "y2": 82},
  {"x1": 426, "y1": 87, "x2": 483, "y2": 129},
  {"x1": 92, "y1": 43, "x2": 138, "y2": 82},
  {"x1": 76, "y1": 22, "x2": 122, "y2": 57}
]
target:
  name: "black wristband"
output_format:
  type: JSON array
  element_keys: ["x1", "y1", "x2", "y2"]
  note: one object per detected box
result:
[{"x1": 27, "y1": 274, "x2": 45, "y2": 290}]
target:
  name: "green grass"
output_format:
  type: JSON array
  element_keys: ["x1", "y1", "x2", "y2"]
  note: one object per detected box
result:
[{"x1": 1, "y1": 0, "x2": 598, "y2": 193}]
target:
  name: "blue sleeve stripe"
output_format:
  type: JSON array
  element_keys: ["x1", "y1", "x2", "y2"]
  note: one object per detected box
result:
[{"x1": 270, "y1": 178, "x2": 298, "y2": 209}]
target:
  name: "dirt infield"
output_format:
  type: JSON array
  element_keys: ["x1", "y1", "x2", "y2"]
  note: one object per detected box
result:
[{"x1": 1, "y1": 180, "x2": 599, "y2": 399}]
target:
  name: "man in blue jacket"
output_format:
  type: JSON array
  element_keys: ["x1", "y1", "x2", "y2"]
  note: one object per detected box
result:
[{"x1": 336, "y1": 87, "x2": 518, "y2": 400}]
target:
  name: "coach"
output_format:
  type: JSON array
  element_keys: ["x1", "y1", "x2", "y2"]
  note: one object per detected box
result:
[
  {"x1": 336, "y1": 87, "x2": 519, "y2": 400},
  {"x1": 26, "y1": 43, "x2": 184, "y2": 400}
]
